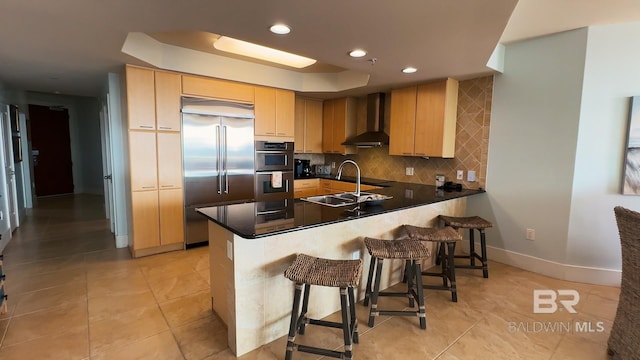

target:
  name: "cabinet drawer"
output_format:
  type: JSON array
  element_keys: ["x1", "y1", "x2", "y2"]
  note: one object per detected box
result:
[{"x1": 294, "y1": 179, "x2": 319, "y2": 190}]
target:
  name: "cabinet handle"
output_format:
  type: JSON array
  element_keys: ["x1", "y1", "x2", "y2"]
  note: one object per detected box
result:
[
  {"x1": 402, "y1": 152, "x2": 413, "y2": 155},
  {"x1": 265, "y1": 132, "x2": 275, "y2": 135},
  {"x1": 141, "y1": 186, "x2": 155, "y2": 189},
  {"x1": 138, "y1": 125, "x2": 154, "y2": 129},
  {"x1": 415, "y1": 152, "x2": 426, "y2": 155},
  {"x1": 277, "y1": 132, "x2": 286, "y2": 135},
  {"x1": 161, "y1": 185, "x2": 174, "y2": 188},
  {"x1": 158, "y1": 126, "x2": 173, "y2": 130},
  {"x1": 305, "y1": 151, "x2": 312, "y2": 153}
]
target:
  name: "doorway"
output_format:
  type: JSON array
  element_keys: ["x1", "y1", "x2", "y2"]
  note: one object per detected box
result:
[{"x1": 28, "y1": 104, "x2": 74, "y2": 196}]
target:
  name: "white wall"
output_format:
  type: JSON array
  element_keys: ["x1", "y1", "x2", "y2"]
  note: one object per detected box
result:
[
  {"x1": 467, "y1": 28, "x2": 588, "y2": 265},
  {"x1": 468, "y1": 24, "x2": 640, "y2": 285},
  {"x1": 566, "y1": 23, "x2": 640, "y2": 270}
]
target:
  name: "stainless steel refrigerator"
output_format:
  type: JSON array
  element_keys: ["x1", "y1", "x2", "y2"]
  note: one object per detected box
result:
[{"x1": 181, "y1": 97, "x2": 255, "y2": 245}]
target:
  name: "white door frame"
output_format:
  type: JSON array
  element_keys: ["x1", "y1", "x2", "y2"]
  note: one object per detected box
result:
[{"x1": 100, "y1": 95, "x2": 116, "y2": 232}]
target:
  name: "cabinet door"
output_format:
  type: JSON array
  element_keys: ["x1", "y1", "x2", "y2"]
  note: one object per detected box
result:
[
  {"x1": 155, "y1": 72, "x2": 182, "y2": 131},
  {"x1": 305, "y1": 99, "x2": 323, "y2": 153},
  {"x1": 129, "y1": 131, "x2": 158, "y2": 191},
  {"x1": 294, "y1": 97, "x2": 305, "y2": 152},
  {"x1": 156, "y1": 132, "x2": 183, "y2": 189},
  {"x1": 254, "y1": 86, "x2": 276, "y2": 136},
  {"x1": 126, "y1": 66, "x2": 156, "y2": 130},
  {"x1": 275, "y1": 89, "x2": 295, "y2": 137},
  {"x1": 182, "y1": 75, "x2": 254, "y2": 103},
  {"x1": 131, "y1": 190, "x2": 160, "y2": 250},
  {"x1": 332, "y1": 98, "x2": 347, "y2": 153},
  {"x1": 322, "y1": 100, "x2": 334, "y2": 153},
  {"x1": 389, "y1": 86, "x2": 417, "y2": 156},
  {"x1": 159, "y1": 188, "x2": 185, "y2": 245},
  {"x1": 415, "y1": 79, "x2": 458, "y2": 157}
]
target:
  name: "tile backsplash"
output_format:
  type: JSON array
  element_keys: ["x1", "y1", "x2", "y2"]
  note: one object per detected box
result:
[{"x1": 298, "y1": 75, "x2": 493, "y2": 190}]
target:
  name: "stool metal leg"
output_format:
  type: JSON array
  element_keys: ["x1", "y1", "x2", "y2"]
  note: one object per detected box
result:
[
  {"x1": 348, "y1": 287, "x2": 359, "y2": 344},
  {"x1": 469, "y1": 228, "x2": 476, "y2": 267},
  {"x1": 447, "y1": 242, "x2": 458, "y2": 302},
  {"x1": 368, "y1": 258, "x2": 384, "y2": 327},
  {"x1": 413, "y1": 261, "x2": 427, "y2": 329},
  {"x1": 363, "y1": 256, "x2": 377, "y2": 306},
  {"x1": 298, "y1": 284, "x2": 311, "y2": 335},
  {"x1": 480, "y1": 229, "x2": 489, "y2": 278},
  {"x1": 340, "y1": 287, "x2": 354, "y2": 360},
  {"x1": 285, "y1": 283, "x2": 304, "y2": 360}
]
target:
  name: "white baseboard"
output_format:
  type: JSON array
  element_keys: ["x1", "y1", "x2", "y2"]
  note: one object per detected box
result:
[
  {"x1": 115, "y1": 235, "x2": 128, "y2": 248},
  {"x1": 461, "y1": 242, "x2": 621, "y2": 287}
]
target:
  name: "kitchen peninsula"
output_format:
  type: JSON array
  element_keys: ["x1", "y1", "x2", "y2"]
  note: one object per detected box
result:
[{"x1": 197, "y1": 180, "x2": 483, "y2": 356}]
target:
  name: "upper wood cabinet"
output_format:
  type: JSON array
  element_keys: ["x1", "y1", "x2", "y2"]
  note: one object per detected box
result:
[
  {"x1": 182, "y1": 75, "x2": 254, "y2": 103},
  {"x1": 322, "y1": 98, "x2": 357, "y2": 154},
  {"x1": 155, "y1": 71, "x2": 182, "y2": 131},
  {"x1": 389, "y1": 78, "x2": 458, "y2": 158},
  {"x1": 125, "y1": 66, "x2": 181, "y2": 131},
  {"x1": 126, "y1": 66, "x2": 156, "y2": 130},
  {"x1": 255, "y1": 87, "x2": 295, "y2": 138},
  {"x1": 294, "y1": 97, "x2": 323, "y2": 153}
]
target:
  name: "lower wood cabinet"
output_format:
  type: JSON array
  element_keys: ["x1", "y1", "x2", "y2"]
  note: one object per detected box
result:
[
  {"x1": 131, "y1": 189, "x2": 184, "y2": 256},
  {"x1": 131, "y1": 190, "x2": 161, "y2": 251},
  {"x1": 158, "y1": 188, "x2": 185, "y2": 245}
]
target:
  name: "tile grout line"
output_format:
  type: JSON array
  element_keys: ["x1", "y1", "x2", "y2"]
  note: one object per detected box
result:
[{"x1": 431, "y1": 317, "x2": 484, "y2": 360}]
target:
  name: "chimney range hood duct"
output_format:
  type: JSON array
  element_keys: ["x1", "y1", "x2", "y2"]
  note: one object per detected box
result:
[{"x1": 342, "y1": 93, "x2": 389, "y2": 148}]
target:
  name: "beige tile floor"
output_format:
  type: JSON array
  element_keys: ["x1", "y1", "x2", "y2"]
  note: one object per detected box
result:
[{"x1": 0, "y1": 194, "x2": 620, "y2": 359}]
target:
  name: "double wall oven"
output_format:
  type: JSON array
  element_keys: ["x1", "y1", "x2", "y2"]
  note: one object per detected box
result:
[{"x1": 254, "y1": 141, "x2": 294, "y2": 201}]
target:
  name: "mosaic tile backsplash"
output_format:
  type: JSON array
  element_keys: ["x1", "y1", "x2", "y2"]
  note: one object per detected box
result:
[{"x1": 297, "y1": 76, "x2": 493, "y2": 190}]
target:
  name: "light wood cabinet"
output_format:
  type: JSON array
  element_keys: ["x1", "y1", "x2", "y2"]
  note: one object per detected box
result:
[
  {"x1": 159, "y1": 188, "x2": 185, "y2": 245},
  {"x1": 156, "y1": 132, "x2": 183, "y2": 189},
  {"x1": 126, "y1": 66, "x2": 185, "y2": 256},
  {"x1": 155, "y1": 71, "x2": 182, "y2": 131},
  {"x1": 322, "y1": 98, "x2": 357, "y2": 154},
  {"x1": 126, "y1": 66, "x2": 156, "y2": 130},
  {"x1": 255, "y1": 87, "x2": 295, "y2": 138},
  {"x1": 294, "y1": 179, "x2": 320, "y2": 198},
  {"x1": 319, "y1": 179, "x2": 381, "y2": 195},
  {"x1": 131, "y1": 190, "x2": 160, "y2": 250},
  {"x1": 389, "y1": 78, "x2": 458, "y2": 158},
  {"x1": 182, "y1": 75, "x2": 254, "y2": 103},
  {"x1": 294, "y1": 97, "x2": 323, "y2": 153},
  {"x1": 129, "y1": 131, "x2": 158, "y2": 191}
]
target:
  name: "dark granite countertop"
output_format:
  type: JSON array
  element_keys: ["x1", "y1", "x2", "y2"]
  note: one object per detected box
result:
[{"x1": 196, "y1": 180, "x2": 484, "y2": 239}]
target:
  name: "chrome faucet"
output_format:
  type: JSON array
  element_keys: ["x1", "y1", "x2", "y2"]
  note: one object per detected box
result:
[{"x1": 336, "y1": 160, "x2": 361, "y2": 197}]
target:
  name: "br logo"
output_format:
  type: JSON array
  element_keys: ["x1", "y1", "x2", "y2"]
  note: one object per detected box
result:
[{"x1": 533, "y1": 290, "x2": 579, "y2": 314}]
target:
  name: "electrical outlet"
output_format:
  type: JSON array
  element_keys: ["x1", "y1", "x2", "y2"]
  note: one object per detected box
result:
[
  {"x1": 352, "y1": 251, "x2": 359, "y2": 260},
  {"x1": 526, "y1": 228, "x2": 536, "y2": 241},
  {"x1": 405, "y1": 189, "x2": 414, "y2": 199},
  {"x1": 331, "y1": 162, "x2": 336, "y2": 169},
  {"x1": 405, "y1": 167, "x2": 414, "y2": 176},
  {"x1": 467, "y1": 170, "x2": 476, "y2": 182},
  {"x1": 456, "y1": 170, "x2": 464, "y2": 180}
]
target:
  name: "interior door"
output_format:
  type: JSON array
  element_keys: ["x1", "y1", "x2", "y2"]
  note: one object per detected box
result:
[
  {"x1": 29, "y1": 104, "x2": 74, "y2": 196},
  {"x1": 0, "y1": 108, "x2": 18, "y2": 231}
]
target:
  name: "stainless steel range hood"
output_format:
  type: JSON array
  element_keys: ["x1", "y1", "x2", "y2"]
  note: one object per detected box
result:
[{"x1": 342, "y1": 93, "x2": 388, "y2": 147}]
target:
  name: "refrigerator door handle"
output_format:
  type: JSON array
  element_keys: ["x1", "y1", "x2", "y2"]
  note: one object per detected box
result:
[
  {"x1": 223, "y1": 125, "x2": 229, "y2": 194},
  {"x1": 216, "y1": 125, "x2": 222, "y2": 194}
]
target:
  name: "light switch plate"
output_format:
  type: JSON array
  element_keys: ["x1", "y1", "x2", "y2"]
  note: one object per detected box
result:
[
  {"x1": 226, "y1": 240, "x2": 233, "y2": 260},
  {"x1": 456, "y1": 170, "x2": 464, "y2": 180}
]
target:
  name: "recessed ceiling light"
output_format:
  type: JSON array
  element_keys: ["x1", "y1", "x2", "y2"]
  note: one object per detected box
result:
[
  {"x1": 270, "y1": 24, "x2": 291, "y2": 35},
  {"x1": 349, "y1": 49, "x2": 367, "y2": 58},
  {"x1": 214, "y1": 36, "x2": 316, "y2": 68},
  {"x1": 402, "y1": 67, "x2": 417, "y2": 74}
]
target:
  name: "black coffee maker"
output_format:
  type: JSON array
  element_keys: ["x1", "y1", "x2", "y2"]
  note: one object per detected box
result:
[{"x1": 301, "y1": 160, "x2": 312, "y2": 177}]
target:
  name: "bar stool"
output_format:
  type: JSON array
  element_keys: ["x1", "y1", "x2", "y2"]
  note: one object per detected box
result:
[
  {"x1": 363, "y1": 237, "x2": 431, "y2": 329},
  {"x1": 402, "y1": 225, "x2": 462, "y2": 302},
  {"x1": 438, "y1": 215, "x2": 493, "y2": 278},
  {"x1": 284, "y1": 253, "x2": 363, "y2": 360}
]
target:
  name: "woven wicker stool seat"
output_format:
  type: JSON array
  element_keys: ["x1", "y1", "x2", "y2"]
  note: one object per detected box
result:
[
  {"x1": 363, "y1": 238, "x2": 431, "y2": 329},
  {"x1": 439, "y1": 215, "x2": 493, "y2": 278},
  {"x1": 284, "y1": 254, "x2": 362, "y2": 360},
  {"x1": 402, "y1": 225, "x2": 462, "y2": 302}
]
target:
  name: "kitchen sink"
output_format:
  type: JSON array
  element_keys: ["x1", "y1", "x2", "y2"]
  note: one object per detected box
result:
[{"x1": 301, "y1": 192, "x2": 392, "y2": 207}]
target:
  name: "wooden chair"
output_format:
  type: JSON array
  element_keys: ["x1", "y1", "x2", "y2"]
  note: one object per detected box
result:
[{"x1": 608, "y1": 206, "x2": 640, "y2": 359}]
